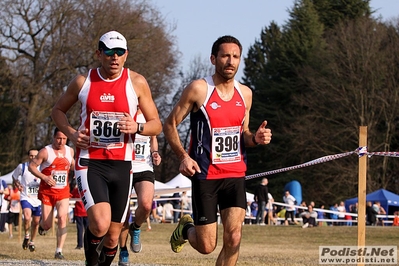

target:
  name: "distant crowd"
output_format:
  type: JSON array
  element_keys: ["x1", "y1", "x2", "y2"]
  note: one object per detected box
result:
[{"x1": 244, "y1": 178, "x2": 399, "y2": 228}]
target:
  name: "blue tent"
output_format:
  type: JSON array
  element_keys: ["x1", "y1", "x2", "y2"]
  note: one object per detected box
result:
[
  {"x1": 284, "y1": 180, "x2": 302, "y2": 205},
  {"x1": 345, "y1": 189, "x2": 399, "y2": 214}
]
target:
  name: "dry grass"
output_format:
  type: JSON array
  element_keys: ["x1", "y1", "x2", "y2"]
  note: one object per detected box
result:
[{"x1": 0, "y1": 222, "x2": 398, "y2": 265}]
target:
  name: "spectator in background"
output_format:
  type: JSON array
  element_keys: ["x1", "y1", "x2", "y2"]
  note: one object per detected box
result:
[
  {"x1": 374, "y1": 201, "x2": 386, "y2": 226},
  {"x1": 266, "y1": 193, "x2": 275, "y2": 225},
  {"x1": 351, "y1": 202, "x2": 358, "y2": 226},
  {"x1": 250, "y1": 198, "x2": 258, "y2": 220},
  {"x1": 4, "y1": 180, "x2": 21, "y2": 238},
  {"x1": 301, "y1": 205, "x2": 318, "y2": 228},
  {"x1": 156, "y1": 202, "x2": 164, "y2": 218},
  {"x1": 150, "y1": 199, "x2": 161, "y2": 223},
  {"x1": 366, "y1": 201, "x2": 377, "y2": 226},
  {"x1": 162, "y1": 201, "x2": 174, "y2": 222},
  {"x1": 0, "y1": 179, "x2": 4, "y2": 217},
  {"x1": 255, "y1": 178, "x2": 269, "y2": 225},
  {"x1": 329, "y1": 203, "x2": 339, "y2": 226},
  {"x1": 145, "y1": 200, "x2": 161, "y2": 231},
  {"x1": 297, "y1": 200, "x2": 307, "y2": 218},
  {"x1": 70, "y1": 183, "x2": 88, "y2": 250},
  {"x1": 180, "y1": 191, "x2": 190, "y2": 214},
  {"x1": 145, "y1": 216, "x2": 152, "y2": 231},
  {"x1": 392, "y1": 211, "x2": 399, "y2": 226},
  {"x1": 317, "y1": 204, "x2": 326, "y2": 226},
  {"x1": 0, "y1": 190, "x2": 8, "y2": 233},
  {"x1": 283, "y1": 190, "x2": 297, "y2": 225},
  {"x1": 172, "y1": 189, "x2": 181, "y2": 223},
  {"x1": 245, "y1": 201, "x2": 253, "y2": 224},
  {"x1": 345, "y1": 205, "x2": 353, "y2": 226},
  {"x1": 372, "y1": 201, "x2": 379, "y2": 213},
  {"x1": 0, "y1": 179, "x2": 6, "y2": 232},
  {"x1": 337, "y1": 201, "x2": 346, "y2": 226},
  {"x1": 277, "y1": 207, "x2": 286, "y2": 225}
]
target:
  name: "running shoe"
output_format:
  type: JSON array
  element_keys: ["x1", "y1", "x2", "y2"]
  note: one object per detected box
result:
[
  {"x1": 129, "y1": 224, "x2": 142, "y2": 253},
  {"x1": 38, "y1": 225, "x2": 47, "y2": 236},
  {"x1": 28, "y1": 242, "x2": 35, "y2": 252},
  {"x1": 118, "y1": 249, "x2": 129, "y2": 266},
  {"x1": 170, "y1": 214, "x2": 194, "y2": 253},
  {"x1": 22, "y1": 237, "x2": 29, "y2": 250},
  {"x1": 54, "y1": 252, "x2": 65, "y2": 259}
]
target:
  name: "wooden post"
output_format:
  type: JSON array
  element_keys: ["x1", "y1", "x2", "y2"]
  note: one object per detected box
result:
[{"x1": 357, "y1": 126, "x2": 367, "y2": 266}]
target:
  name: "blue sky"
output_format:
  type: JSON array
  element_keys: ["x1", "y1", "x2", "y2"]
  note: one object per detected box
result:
[{"x1": 151, "y1": 0, "x2": 399, "y2": 81}]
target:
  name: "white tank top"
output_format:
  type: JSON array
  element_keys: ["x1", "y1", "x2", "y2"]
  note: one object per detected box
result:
[{"x1": 132, "y1": 113, "x2": 153, "y2": 172}]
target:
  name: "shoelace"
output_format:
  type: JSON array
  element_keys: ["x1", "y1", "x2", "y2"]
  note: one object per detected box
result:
[
  {"x1": 120, "y1": 251, "x2": 129, "y2": 262},
  {"x1": 133, "y1": 230, "x2": 140, "y2": 244}
]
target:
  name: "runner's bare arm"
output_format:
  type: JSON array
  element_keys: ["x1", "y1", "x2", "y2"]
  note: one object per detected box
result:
[
  {"x1": 164, "y1": 79, "x2": 206, "y2": 176},
  {"x1": 240, "y1": 83, "x2": 272, "y2": 147},
  {"x1": 52, "y1": 74, "x2": 90, "y2": 149},
  {"x1": 126, "y1": 70, "x2": 162, "y2": 136}
]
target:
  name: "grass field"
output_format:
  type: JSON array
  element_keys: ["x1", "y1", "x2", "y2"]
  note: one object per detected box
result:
[{"x1": 0, "y1": 222, "x2": 397, "y2": 265}]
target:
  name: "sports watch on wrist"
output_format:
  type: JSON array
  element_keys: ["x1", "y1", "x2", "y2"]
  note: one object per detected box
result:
[{"x1": 137, "y1": 123, "x2": 144, "y2": 133}]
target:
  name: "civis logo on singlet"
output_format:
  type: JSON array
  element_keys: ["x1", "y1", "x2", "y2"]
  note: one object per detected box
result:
[
  {"x1": 212, "y1": 125, "x2": 241, "y2": 164},
  {"x1": 100, "y1": 93, "x2": 115, "y2": 103},
  {"x1": 90, "y1": 111, "x2": 125, "y2": 149}
]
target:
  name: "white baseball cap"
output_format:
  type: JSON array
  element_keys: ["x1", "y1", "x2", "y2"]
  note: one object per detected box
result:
[{"x1": 99, "y1": 31, "x2": 127, "y2": 50}]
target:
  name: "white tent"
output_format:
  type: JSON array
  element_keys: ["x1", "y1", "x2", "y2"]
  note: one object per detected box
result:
[
  {"x1": 131, "y1": 180, "x2": 189, "y2": 198},
  {"x1": 246, "y1": 192, "x2": 255, "y2": 202},
  {"x1": 0, "y1": 171, "x2": 14, "y2": 184},
  {"x1": 165, "y1": 174, "x2": 192, "y2": 196},
  {"x1": 165, "y1": 173, "x2": 191, "y2": 188},
  {"x1": 165, "y1": 174, "x2": 256, "y2": 200}
]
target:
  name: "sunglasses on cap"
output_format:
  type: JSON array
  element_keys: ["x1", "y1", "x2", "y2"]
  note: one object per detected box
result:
[{"x1": 102, "y1": 48, "x2": 126, "y2": 56}]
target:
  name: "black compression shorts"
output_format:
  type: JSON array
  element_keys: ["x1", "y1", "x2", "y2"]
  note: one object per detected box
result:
[
  {"x1": 75, "y1": 158, "x2": 132, "y2": 223},
  {"x1": 132, "y1": 171, "x2": 155, "y2": 186},
  {"x1": 191, "y1": 177, "x2": 246, "y2": 225}
]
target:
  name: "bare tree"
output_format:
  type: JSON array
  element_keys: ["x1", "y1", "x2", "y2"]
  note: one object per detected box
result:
[{"x1": 291, "y1": 17, "x2": 399, "y2": 202}]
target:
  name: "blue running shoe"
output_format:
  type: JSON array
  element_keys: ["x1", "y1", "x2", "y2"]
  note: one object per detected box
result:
[
  {"x1": 129, "y1": 224, "x2": 142, "y2": 253},
  {"x1": 118, "y1": 249, "x2": 129, "y2": 266}
]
